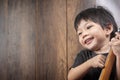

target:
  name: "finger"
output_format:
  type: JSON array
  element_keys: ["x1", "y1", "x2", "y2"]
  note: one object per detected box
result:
[
  {"x1": 111, "y1": 40, "x2": 120, "y2": 46},
  {"x1": 98, "y1": 63, "x2": 104, "y2": 68},
  {"x1": 113, "y1": 42, "x2": 120, "y2": 46},
  {"x1": 111, "y1": 38, "x2": 119, "y2": 45},
  {"x1": 115, "y1": 32, "x2": 120, "y2": 39},
  {"x1": 100, "y1": 56, "x2": 106, "y2": 63},
  {"x1": 115, "y1": 35, "x2": 120, "y2": 40},
  {"x1": 115, "y1": 32, "x2": 120, "y2": 35},
  {"x1": 111, "y1": 38, "x2": 117, "y2": 42},
  {"x1": 98, "y1": 57, "x2": 105, "y2": 67},
  {"x1": 99, "y1": 58, "x2": 105, "y2": 65},
  {"x1": 99, "y1": 55, "x2": 106, "y2": 60},
  {"x1": 111, "y1": 37, "x2": 120, "y2": 45}
]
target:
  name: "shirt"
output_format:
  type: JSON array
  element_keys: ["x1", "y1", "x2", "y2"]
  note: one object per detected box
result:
[{"x1": 71, "y1": 49, "x2": 116, "y2": 80}]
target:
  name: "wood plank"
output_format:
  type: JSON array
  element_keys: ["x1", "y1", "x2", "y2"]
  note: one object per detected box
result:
[
  {"x1": 6, "y1": 0, "x2": 36, "y2": 80},
  {"x1": 0, "y1": 0, "x2": 8, "y2": 80},
  {"x1": 36, "y1": 0, "x2": 67, "y2": 80},
  {"x1": 67, "y1": 0, "x2": 96, "y2": 70},
  {"x1": 0, "y1": 0, "x2": 98, "y2": 80}
]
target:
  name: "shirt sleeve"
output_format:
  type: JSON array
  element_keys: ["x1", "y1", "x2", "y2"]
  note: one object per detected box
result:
[{"x1": 71, "y1": 51, "x2": 84, "y2": 68}]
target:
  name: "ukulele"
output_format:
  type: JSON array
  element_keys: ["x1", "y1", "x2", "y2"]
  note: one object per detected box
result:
[{"x1": 99, "y1": 48, "x2": 115, "y2": 80}]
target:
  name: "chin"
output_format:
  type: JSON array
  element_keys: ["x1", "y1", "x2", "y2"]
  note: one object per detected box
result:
[
  {"x1": 85, "y1": 45, "x2": 98, "y2": 51},
  {"x1": 86, "y1": 47, "x2": 94, "y2": 50}
]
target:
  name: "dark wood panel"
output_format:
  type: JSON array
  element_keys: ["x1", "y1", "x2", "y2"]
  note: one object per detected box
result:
[
  {"x1": 0, "y1": 0, "x2": 98, "y2": 80},
  {"x1": 36, "y1": 0, "x2": 67, "y2": 80},
  {"x1": 0, "y1": 0, "x2": 8, "y2": 80},
  {"x1": 6, "y1": 0, "x2": 36, "y2": 80},
  {"x1": 67, "y1": 0, "x2": 96, "y2": 69}
]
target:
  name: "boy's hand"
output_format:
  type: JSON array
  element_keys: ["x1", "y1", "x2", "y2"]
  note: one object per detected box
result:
[
  {"x1": 88, "y1": 55, "x2": 106, "y2": 68},
  {"x1": 110, "y1": 32, "x2": 120, "y2": 57}
]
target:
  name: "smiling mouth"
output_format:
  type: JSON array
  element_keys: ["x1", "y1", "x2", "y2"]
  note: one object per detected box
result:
[{"x1": 84, "y1": 37, "x2": 94, "y2": 45}]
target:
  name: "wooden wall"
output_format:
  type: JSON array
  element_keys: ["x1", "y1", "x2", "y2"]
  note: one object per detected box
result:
[{"x1": 0, "y1": 0, "x2": 95, "y2": 80}]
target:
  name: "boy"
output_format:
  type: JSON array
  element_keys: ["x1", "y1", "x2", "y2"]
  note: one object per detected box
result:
[{"x1": 68, "y1": 6, "x2": 120, "y2": 80}]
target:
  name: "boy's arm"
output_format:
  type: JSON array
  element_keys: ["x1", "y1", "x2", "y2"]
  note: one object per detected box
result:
[
  {"x1": 68, "y1": 60, "x2": 92, "y2": 80},
  {"x1": 68, "y1": 55, "x2": 105, "y2": 80}
]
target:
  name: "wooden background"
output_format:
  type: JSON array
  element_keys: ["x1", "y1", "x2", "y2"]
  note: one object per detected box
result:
[{"x1": 0, "y1": 0, "x2": 96, "y2": 80}]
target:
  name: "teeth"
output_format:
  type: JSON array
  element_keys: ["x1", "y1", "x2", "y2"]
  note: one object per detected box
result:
[{"x1": 85, "y1": 37, "x2": 93, "y2": 44}]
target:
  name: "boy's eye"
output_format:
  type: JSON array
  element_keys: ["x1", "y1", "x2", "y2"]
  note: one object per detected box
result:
[
  {"x1": 87, "y1": 25, "x2": 93, "y2": 29},
  {"x1": 78, "y1": 32, "x2": 82, "y2": 36}
]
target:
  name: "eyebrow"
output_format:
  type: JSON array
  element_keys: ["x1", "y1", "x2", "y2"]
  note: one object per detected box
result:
[{"x1": 78, "y1": 22, "x2": 89, "y2": 30}]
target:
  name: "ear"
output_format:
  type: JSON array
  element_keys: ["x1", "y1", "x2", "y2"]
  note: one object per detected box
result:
[{"x1": 104, "y1": 24, "x2": 113, "y2": 36}]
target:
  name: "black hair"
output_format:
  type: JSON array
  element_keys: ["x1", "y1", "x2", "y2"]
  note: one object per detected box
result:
[{"x1": 74, "y1": 6, "x2": 118, "y2": 39}]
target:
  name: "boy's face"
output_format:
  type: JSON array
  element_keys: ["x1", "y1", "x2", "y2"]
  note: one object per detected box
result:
[{"x1": 77, "y1": 20, "x2": 111, "y2": 51}]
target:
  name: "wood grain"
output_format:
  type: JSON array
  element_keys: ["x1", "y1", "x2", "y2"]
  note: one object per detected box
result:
[
  {"x1": 6, "y1": 0, "x2": 36, "y2": 80},
  {"x1": 0, "y1": 0, "x2": 7, "y2": 80},
  {"x1": 67, "y1": 0, "x2": 96, "y2": 70},
  {"x1": 36, "y1": 0, "x2": 67, "y2": 80},
  {"x1": 0, "y1": 0, "x2": 97, "y2": 80}
]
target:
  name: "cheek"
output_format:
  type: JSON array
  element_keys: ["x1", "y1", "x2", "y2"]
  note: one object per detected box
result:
[
  {"x1": 78, "y1": 37, "x2": 83, "y2": 45},
  {"x1": 90, "y1": 29, "x2": 105, "y2": 38},
  {"x1": 90, "y1": 29, "x2": 100, "y2": 34}
]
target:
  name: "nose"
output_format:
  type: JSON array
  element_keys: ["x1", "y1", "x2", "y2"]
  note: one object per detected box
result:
[{"x1": 82, "y1": 31, "x2": 88, "y2": 39}]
